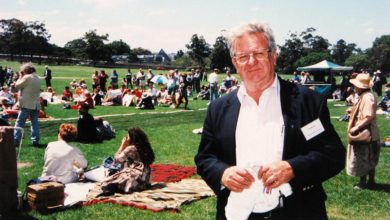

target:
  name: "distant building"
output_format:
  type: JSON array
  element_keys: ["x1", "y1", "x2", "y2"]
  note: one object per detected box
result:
[{"x1": 137, "y1": 49, "x2": 171, "y2": 63}]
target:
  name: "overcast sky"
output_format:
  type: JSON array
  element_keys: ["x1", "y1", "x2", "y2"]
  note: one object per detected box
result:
[{"x1": 1, "y1": 0, "x2": 389, "y2": 53}]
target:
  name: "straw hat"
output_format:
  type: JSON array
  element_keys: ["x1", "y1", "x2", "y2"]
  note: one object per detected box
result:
[{"x1": 349, "y1": 73, "x2": 371, "y2": 89}]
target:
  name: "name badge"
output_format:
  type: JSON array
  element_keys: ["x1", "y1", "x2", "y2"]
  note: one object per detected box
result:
[{"x1": 300, "y1": 118, "x2": 325, "y2": 141}]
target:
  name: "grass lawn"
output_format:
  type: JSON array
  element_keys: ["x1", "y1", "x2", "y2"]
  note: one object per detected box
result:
[{"x1": 1, "y1": 60, "x2": 389, "y2": 220}]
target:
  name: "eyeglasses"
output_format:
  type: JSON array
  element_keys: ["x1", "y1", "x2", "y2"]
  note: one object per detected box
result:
[{"x1": 234, "y1": 49, "x2": 270, "y2": 64}]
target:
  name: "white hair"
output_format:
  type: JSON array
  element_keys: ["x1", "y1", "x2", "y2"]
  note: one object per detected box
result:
[
  {"x1": 226, "y1": 22, "x2": 277, "y2": 57},
  {"x1": 20, "y1": 62, "x2": 36, "y2": 74}
]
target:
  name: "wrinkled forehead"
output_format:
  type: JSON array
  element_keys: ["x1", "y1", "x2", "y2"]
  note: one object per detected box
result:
[{"x1": 232, "y1": 32, "x2": 269, "y2": 53}]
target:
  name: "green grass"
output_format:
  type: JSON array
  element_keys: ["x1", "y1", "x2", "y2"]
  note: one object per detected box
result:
[{"x1": 1, "y1": 60, "x2": 389, "y2": 220}]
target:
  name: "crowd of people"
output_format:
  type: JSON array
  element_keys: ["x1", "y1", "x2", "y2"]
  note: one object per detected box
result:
[{"x1": 0, "y1": 22, "x2": 389, "y2": 218}]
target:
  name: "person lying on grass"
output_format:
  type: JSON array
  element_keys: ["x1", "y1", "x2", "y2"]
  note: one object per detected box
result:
[{"x1": 102, "y1": 127, "x2": 155, "y2": 193}]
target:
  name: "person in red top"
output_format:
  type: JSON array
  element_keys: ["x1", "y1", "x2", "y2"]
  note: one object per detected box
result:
[{"x1": 62, "y1": 86, "x2": 73, "y2": 101}]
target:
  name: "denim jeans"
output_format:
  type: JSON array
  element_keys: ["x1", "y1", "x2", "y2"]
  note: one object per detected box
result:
[
  {"x1": 209, "y1": 86, "x2": 219, "y2": 101},
  {"x1": 14, "y1": 108, "x2": 40, "y2": 146}
]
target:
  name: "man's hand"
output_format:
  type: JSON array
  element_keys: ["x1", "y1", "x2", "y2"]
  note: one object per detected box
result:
[
  {"x1": 258, "y1": 161, "x2": 294, "y2": 189},
  {"x1": 221, "y1": 166, "x2": 255, "y2": 192}
]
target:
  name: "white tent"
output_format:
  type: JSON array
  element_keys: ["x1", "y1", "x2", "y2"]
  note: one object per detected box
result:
[{"x1": 297, "y1": 60, "x2": 353, "y2": 72}]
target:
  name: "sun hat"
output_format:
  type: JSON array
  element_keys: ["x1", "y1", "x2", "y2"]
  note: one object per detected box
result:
[
  {"x1": 349, "y1": 73, "x2": 371, "y2": 89},
  {"x1": 374, "y1": 70, "x2": 381, "y2": 74}
]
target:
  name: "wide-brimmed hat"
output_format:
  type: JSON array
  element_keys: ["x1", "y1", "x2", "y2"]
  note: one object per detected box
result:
[
  {"x1": 350, "y1": 73, "x2": 371, "y2": 89},
  {"x1": 374, "y1": 70, "x2": 381, "y2": 74}
]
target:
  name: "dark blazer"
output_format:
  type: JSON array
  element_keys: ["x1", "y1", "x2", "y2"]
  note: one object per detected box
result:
[
  {"x1": 44, "y1": 69, "x2": 52, "y2": 79},
  {"x1": 195, "y1": 78, "x2": 345, "y2": 219}
]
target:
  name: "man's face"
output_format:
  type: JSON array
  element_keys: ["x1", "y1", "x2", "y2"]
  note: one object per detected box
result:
[{"x1": 232, "y1": 32, "x2": 276, "y2": 91}]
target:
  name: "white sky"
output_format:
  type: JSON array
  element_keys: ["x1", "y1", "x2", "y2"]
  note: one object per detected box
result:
[{"x1": 1, "y1": 0, "x2": 389, "y2": 53}]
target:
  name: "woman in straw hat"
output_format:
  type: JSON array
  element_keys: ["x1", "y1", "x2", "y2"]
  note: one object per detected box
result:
[{"x1": 346, "y1": 73, "x2": 381, "y2": 189}]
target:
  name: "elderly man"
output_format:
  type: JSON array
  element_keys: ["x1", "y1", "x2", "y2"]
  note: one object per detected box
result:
[
  {"x1": 14, "y1": 62, "x2": 41, "y2": 147},
  {"x1": 195, "y1": 22, "x2": 345, "y2": 219}
]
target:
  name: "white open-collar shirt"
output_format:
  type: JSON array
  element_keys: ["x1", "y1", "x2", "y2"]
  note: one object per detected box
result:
[{"x1": 225, "y1": 76, "x2": 292, "y2": 219}]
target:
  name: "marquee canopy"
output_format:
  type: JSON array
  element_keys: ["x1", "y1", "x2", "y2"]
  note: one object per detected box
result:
[{"x1": 297, "y1": 60, "x2": 353, "y2": 72}]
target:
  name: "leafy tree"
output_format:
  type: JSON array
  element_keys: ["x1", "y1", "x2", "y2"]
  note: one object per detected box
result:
[
  {"x1": 294, "y1": 51, "x2": 332, "y2": 69},
  {"x1": 26, "y1": 21, "x2": 52, "y2": 58},
  {"x1": 186, "y1": 34, "x2": 211, "y2": 67},
  {"x1": 107, "y1": 39, "x2": 131, "y2": 55},
  {"x1": 367, "y1": 35, "x2": 390, "y2": 72},
  {"x1": 300, "y1": 27, "x2": 330, "y2": 53},
  {"x1": 172, "y1": 54, "x2": 196, "y2": 67},
  {"x1": 174, "y1": 49, "x2": 184, "y2": 59},
  {"x1": 132, "y1": 47, "x2": 152, "y2": 55},
  {"x1": 345, "y1": 53, "x2": 370, "y2": 72},
  {"x1": 331, "y1": 39, "x2": 359, "y2": 65},
  {"x1": 210, "y1": 36, "x2": 233, "y2": 71},
  {"x1": 83, "y1": 30, "x2": 109, "y2": 65},
  {"x1": 0, "y1": 18, "x2": 51, "y2": 60},
  {"x1": 277, "y1": 32, "x2": 305, "y2": 73},
  {"x1": 64, "y1": 38, "x2": 87, "y2": 58}
]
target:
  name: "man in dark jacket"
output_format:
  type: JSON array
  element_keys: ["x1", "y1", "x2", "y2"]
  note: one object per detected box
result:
[
  {"x1": 43, "y1": 65, "x2": 52, "y2": 88},
  {"x1": 195, "y1": 22, "x2": 345, "y2": 220}
]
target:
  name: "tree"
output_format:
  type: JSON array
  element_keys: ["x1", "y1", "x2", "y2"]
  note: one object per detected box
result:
[
  {"x1": 172, "y1": 54, "x2": 196, "y2": 67},
  {"x1": 294, "y1": 51, "x2": 332, "y2": 68},
  {"x1": 174, "y1": 49, "x2": 184, "y2": 59},
  {"x1": 0, "y1": 18, "x2": 51, "y2": 60},
  {"x1": 26, "y1": 21, "x2": 52, "y2": 59},
  {"x1": 186, "y1": 34, "x2": 211, "y2": 67},
  {"x1": 300, "y1": 27, "x2": 330, "y2": 53},
  {"x1": 345, "y1": 53, "x2": 370, "y2": 72},
  {"x1": 331, "y1": 39, "x2": 359, "y2": 65},
  {"x1": 107, "y1": 39, "x2": 131, "y2": 55},
  {"x1": 132, "y1": 47, "x2": 152, "y2": 55},
  {"x1": 367, "y1": 35, "x2": 390, "y2": 72},
  {"x1": 64, "y1": 38, "x2": 87, "y2": 58},
  {"x1": 83, "y1": 30, "x2": 109, "y2": 65},
  {"x1": 277, "y1": 32, "x2": 305, "y2": 73},
  {"x1": 210, "y1": 36, "x2": 233, "y2": 71}
]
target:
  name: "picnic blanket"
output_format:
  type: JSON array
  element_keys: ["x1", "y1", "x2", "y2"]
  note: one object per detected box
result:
[
  {"x1": 83, "y1": 179, "x2": 214, "y2": 212},
  {"x1": 150, "y1": 164, "x2": 196, "y2": 183}
]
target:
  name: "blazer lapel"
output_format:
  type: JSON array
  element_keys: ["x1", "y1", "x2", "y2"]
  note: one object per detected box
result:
[
  {"x1": 223, "y1": 91, "x2": 241, "y2": 165},
  {"x1": 279, "y1": 79, "x2": 298, "y2": 160}
]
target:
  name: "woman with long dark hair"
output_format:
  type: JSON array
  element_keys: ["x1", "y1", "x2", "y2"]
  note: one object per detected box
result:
[{"x1": 102, "y1": 127, "x2": 155, "y2": 193}]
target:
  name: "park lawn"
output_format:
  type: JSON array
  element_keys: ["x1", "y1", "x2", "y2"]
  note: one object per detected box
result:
[{"x1": 1, "y1": 60, "x2": 389, "y2": 219}]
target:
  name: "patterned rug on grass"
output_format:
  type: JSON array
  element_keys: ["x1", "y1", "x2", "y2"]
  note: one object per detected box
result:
[
  {"x1": 83, "y1": 179, "x2": 214, "y2": 212},
  {"x1": 150, "y1": 164, "x2": 197, "y2": 183}
]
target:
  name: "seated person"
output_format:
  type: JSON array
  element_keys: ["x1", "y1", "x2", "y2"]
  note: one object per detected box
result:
[
  {"x1": 0, "y1": 86, "x2": 15, "y2": 105},
  {"x1": 62, "y1": 86, "x2": 73, "y2": 101},
  {"x1": 156, "y1": 87, "x2": 171, "y2": 105},
  {"x1": 175, "y1": 82, "x2": 188, "y2": 109},
  {"x1": 102, "y1": 86, "x2": 122, "y2": 105},
  {"x1": 102, "y1": 127, "x2": 155, "y2": 193},
  {"x1": 379, "y1": 82, "x2": 390, "y2": 113},
  {"x1": 136, "y1": 93, "x2": 154, "y2": 110},
  {"x1": 70, "y1": 79, "x2": 79, "y2": 89},
  {"x1": 122, "y1": 89, "x2": 138, "y2": 107},
  {"x1": 197, "y1": 85, "x2": 210, "y2": 100},
  {"x1": 72, "y1": 92, "x2": 94, "y2": 110},
  {"x1": 41, "y1": 123, "x2": 87, "y2": 184},
  {"x1": 345, "y1": 88, "x2": 359, "y2": 106},
  {"x1": 77, "y1": 104, "x2": 101, "y2": 143},
  {"x1": 93, "y1": 88, "x2": 104, "y2": 106}
]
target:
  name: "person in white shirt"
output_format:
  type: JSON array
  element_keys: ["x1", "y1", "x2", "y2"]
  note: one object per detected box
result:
[
  {"x1": 195, "y1": 22, "x2": 345, "y2": 220},
  {"x1": 42, "y1": 123, "x2": 87, "y2": 184},
  {"x1": 208, "y1": 69, "x2": 219, "y2": 102}
]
